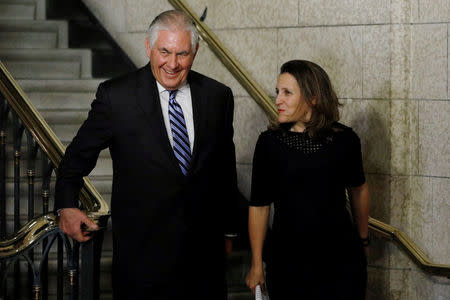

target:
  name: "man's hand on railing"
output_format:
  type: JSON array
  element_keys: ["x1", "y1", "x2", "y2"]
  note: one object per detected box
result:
[{"x1": 58, "y1": 208, "x2": 99, "y2": 242}]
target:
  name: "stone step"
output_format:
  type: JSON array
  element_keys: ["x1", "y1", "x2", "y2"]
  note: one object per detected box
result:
[
  {"x1": 0, "y1": 0, "x2": 46, "y2": 19},
  {"x1": 228, "y1": 291, "x2": 253, "y2": 300},
  {"x1": 5, "y1": 60, "x2": 81, "y2": 79},
  {"x1": 21, "y1": 174, "x2": 113, "y2": 203},
  {"x1": 2, "y1": 175, "x2": 112, "y2": 207},
  {"x1": 0, "y1": 31, "x2": 57, "y2": 49},
  {"x1": 0, "y1": 0, "x2": 38, "y2": 3},
  {"x1": 17, "y1": 78, "x2": 105, "y2": 92},
  {"x1": 87, "y1": 175, "x2": 113, "y2": 195},
  {"x1": 0, "y1": 48, "x2": 92, "y2": 79},
  {"x1": 27, "y1": 92, "x2": 95, "y2": 110},
  {"x1": 0, "y1": 20, "x2": 68, "y2": 48},
  {"x1": 1, "y1": 141, "x2": 111, "y2": 160},
  {"x1": 40, "y1": 109, "x2": 88, "y2": 124},
  {"x1": 49, "y1": 123, "x2": 82, "y2": 142},
  {"x1": 1, "y1": 140, "x2": 112, "y2": 176},
  {"x1": 0, "y1": 3, "x2": 35, "y2": 20},
  {"x1": 2, "y1": 169, "x2": 111, "y2": 184}
]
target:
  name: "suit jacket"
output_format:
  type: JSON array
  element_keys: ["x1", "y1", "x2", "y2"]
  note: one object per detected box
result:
[{"x1": 55, "y1": 64, "x2": 238, "y2": 286}]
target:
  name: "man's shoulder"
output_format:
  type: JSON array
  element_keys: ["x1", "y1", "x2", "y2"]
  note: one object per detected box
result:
[
  {"x1": 98, "y1": 65, "x2": 149, "y2": 91},
  {"x1": 188, "y1": 70, "x2": 231, "y2": 91}
]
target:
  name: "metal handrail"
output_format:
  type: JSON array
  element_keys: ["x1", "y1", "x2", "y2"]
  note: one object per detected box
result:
[
  {"x1": 168, "y1": 0, "x2": 450, "y2": 278},
  {"x1": 369, "y1": 218, "x2": 449, "y2": 277},
  {"x1": 168, "y1": 0, "x2": 278, "y2": 122},
  {"x1": 0, "y1": 215, "x2": 59, "y2": 259},
  {"x1": 0, "y1": 61, "x2": 110, "y2": 259}
]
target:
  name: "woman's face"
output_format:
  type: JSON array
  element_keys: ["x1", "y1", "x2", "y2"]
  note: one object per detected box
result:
[{"x1": 275, "y1": 72, "x2": 313, "y2": 130}]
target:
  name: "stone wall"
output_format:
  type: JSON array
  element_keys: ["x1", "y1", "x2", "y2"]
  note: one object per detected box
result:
[{"x1": 82, "y1": 0, "x2": 450, "y2": 298}]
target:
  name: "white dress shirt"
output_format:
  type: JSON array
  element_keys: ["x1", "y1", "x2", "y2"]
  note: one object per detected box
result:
[{"x1": 156, "y1": 81, "x2": 195, "y2": 152}]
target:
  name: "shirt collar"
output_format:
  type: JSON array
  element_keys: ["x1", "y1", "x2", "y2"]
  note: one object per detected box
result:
[{"x1": 156, "y1": 81, "x2": 189, "y2": 95}]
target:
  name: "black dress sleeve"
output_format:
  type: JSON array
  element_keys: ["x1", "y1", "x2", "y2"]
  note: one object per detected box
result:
[
  {"x1": 343, "y1": 129, "x2": 366, "y2": 188},
  {"x1": 249, "y1": 132, "x2": 277, "y2": 206}
]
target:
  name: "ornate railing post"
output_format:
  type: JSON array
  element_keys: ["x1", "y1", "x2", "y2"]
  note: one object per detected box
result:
[
  {"x1": 0, "y1": 61, "x2": 110, "y2": 300},
  {"x1": 57, "y1": 236, "x2": 64, "y2": 300},
  {"x1": 41, "y1": 156, "x2": 53, "y2": 300},
  {"x1": 81, "y1": 238, "x2": 94, "y2": 300},
  {"x1": 12, "y1": 112, "x2": 24, "y2": 299},
  {"x1": 0, "y1": 95, "x2": 8, "y2": 299},
  {"x1": 26, "y1": 130, "x2": 38, "y2": 299},
  {"x1": 67, "y1": 240, "x2": 80, "y2": 300}
]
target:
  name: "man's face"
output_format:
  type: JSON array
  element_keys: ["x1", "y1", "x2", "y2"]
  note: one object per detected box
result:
[{"x1": 146, "y1": 30, "x2": 198, "y2": 90}]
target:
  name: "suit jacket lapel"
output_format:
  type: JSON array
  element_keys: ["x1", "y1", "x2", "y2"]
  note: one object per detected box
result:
[
  {"x1": 188, "y1": 72, "x2": 205, "y2": 174},
  {"x1": 135, "y1": 64, "x2": 182, "y2": 176}
]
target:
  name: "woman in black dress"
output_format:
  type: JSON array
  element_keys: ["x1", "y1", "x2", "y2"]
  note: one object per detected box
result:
[{"x1": 245, "y1": 60, "x2": 370, "y2": 299}]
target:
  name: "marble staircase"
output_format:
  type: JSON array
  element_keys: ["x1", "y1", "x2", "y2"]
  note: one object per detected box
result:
[{"x1": 1, "y1": 0, "x2": 114, "y2": 298}]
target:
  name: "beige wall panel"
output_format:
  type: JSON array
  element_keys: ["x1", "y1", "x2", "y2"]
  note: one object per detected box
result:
[
  {"x1": 390, "y1": 0, "x2": 420, "y2": 23},
  {"x1": 233, "y1": 96, "x2": 269, "y2": 164},
  {"x1": 389, "y1": 176, "x2": 412, "y2": 233},
  {"x1": 367, "y1": 174, "x2": 391, "y2": 223},
  {"x1": 448, "y1": 24, "x2": 450, "y2": 99},
  {"x1": 390, "y1": 100, "x2": 419, "y2": 175},
  {"x1": 367, "y1": 267, "x2": 390, "y2": 299},
  {"x1": 409, "y1": 176, "x2": 433, "y2": 258},
  {"x1": 390, "y1": 25, "x2": 412, "y2": 99},
  {"x1": 192, "y1": 40, "x2": 240, "y2": 94},
  {"x1": 409, "y1": 269, "x2": 434, "y2": 300},
  {"x1": 366, "y1": 178, "x2": 391, "y2": 267},
  {"x1": 194, "y1": 29, "x2": 278, "y2": 98},
  {"x1": 216, "y1": 29, "x2": 278, "y2": 97},
  {"x1": 418, "y1": 101, "x2": 450, "y2": 177},
  {"x1": 125, "y1": 0, "x2": 172, "y2": 32},
  {"x1": 387, "y1": 176, "x2": 444, "y2": 287},
  {"x1": 432, "y1": 178, "x2": 449, "y2": 262},
  {"x1": 389, "y1": 268, "x2": 411, "y2": 299},
  {"x1": 368, "y1": 238, "x2": 390, "y2": 268},
  {"x1": 116, "y1": 32, "x2": 148, "y2": 67},
  {"x1": 340, "y1": 99, "x2": 391, "y2": 174},
  {"x1": 418, "y1": 0, "x2": 450, "y2": 23},
  {"x1": 298, "y1": 0, "x2": 389, "y2": 26},
  {"x1": 83, "y1": 0, "x2": 127, "y2": 33},
  {"x1": 411, "y1": 24, "x2": 447, "y2": 100},
  {"x1": 386, "y1": 195, "x2": 414, "y2": 269},
  {"x1": 278, "y1": 27, "x2": 363, "y2": 99},
  {"x1": 363, "y1": 25, "x2": 391, "y2": 99},
  {"x1": 409, "y1": 269, "x2": 450, "y2": 300},
  {"x1": 435, "y1": 281, "x2": 450, "y2": 300},
  {"x1": 187, "y1": 0, "x2": 298, "y2": 29}
]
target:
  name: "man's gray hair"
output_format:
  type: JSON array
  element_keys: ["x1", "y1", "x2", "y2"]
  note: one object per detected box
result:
[{"x1": 147, "y1": 10, "x2": 199, "y2": 51}]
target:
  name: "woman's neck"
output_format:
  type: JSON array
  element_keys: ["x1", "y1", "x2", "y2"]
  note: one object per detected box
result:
[{"x1": 291, "y1": 122, "x2": 306, "y2": 132}]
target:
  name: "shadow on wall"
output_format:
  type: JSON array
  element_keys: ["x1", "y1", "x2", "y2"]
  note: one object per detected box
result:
[{"x1": 344, "y1": 102, "x2": 392, "y2": 299}]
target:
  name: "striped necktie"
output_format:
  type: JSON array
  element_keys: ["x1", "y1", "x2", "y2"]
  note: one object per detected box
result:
[{"x1": 168, "y1": 90, "x2": 191, "y2": 175}]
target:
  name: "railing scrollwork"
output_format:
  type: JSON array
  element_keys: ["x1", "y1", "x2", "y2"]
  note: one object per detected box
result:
[{"x1": 0, "y1": 60, "x2": 110, "y2": 299}]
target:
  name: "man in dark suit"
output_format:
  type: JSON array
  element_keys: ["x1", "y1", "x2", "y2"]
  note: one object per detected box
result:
[{"x1": 55, "y1": 10, "x2": 238, "y2": 299}]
